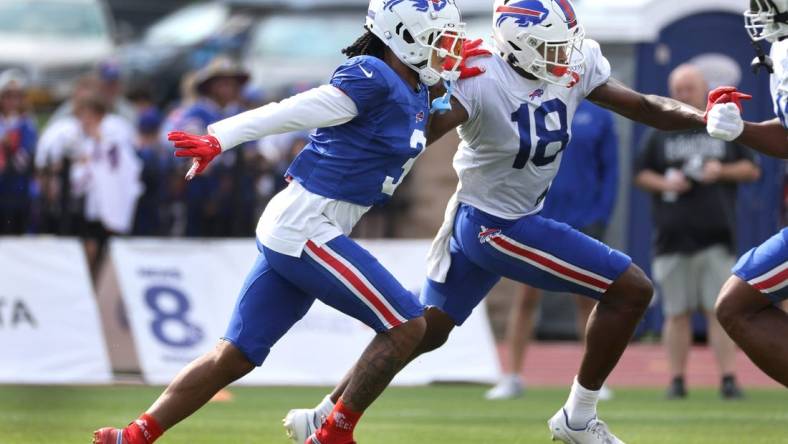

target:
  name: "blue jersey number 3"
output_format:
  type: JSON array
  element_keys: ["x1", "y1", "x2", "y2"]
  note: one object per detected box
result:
[
  {"x1": 511, "y1": 98, "x2": 569, "y2": 169},
  {"x1": 382, "y1": 129, "x2": 426, "y2": 196}
]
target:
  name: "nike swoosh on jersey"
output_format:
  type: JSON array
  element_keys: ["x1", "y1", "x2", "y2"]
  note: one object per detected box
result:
[{"x1": 359, "y1": 65, "x2": 374, "y2": 78}]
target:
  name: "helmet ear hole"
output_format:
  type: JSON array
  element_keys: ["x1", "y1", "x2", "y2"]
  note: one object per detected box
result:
[
  {"x1": 393, "y1": 22, "x2": 416, "y2": 44},
  {"x1": 508, "y1": 41, "x2": 522, "y2": 51},
  {"x1": 402, "y1": 29, "x2": 415, "y2": 44}
]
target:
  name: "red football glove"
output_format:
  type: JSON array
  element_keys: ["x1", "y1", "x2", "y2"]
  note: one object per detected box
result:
[
  {"x1": 458, "y1": 39, "x2": 492, "y2": 79},
  {"x1": 168, "y1": 131, "x2": 222, "y2": 180},
  {"x1": 704, "y1": 86, "x2": 752, "y2": 121}
]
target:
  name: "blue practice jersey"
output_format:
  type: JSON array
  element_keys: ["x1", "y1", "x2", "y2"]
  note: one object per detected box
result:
[{"x1": 286, "y1": 55, "x2": 430, "y2": 207}]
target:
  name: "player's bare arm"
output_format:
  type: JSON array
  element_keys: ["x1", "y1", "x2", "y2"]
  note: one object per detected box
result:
[
  {"x1": 587, "y1": 77, "x2": 705, "y2": 130},
  {"x1": 738, "y1": 117, "x2": 788, "y2": 158},
  {"x1": 427, "y1": 96, "x2": 468, "y2": 145}
]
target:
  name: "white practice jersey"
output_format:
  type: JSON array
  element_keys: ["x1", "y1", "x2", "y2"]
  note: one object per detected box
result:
[
  {"x1": 451, "y1": 39, "x2": 611, "y2": 219},
  {"x1": 71, "y1": 115, "x2": 143, "y2": 234},
  {"x1": 771, "y1": 39, "x2": 788, "y2": 128}
]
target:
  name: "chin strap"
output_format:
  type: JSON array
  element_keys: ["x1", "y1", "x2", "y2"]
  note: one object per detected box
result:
[
  {"x1": 430, "y1": 81, "x2": 454, "y2": 114},
  {"x1": 750, "y1": 40, "x2": 775, "y2": 75}
]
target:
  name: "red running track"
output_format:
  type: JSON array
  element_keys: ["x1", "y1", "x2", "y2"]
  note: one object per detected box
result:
[{"x1": 501, "y1": 342, "x2": 782, "y2": 388}]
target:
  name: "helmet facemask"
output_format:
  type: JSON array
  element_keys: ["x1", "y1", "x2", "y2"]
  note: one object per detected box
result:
[
  {"x1": 517, "y1": 25, "x2": 585, "y2": 86},
  {"x1": 418, "y1": 24, "x2": 466, "y2": 85},
  {"x1": 744, "y1": 0, "x2": 788, "y2": 42}
]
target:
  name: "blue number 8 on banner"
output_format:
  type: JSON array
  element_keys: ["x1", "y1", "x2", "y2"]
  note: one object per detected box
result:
[{"x1": 145, "y1": 286, "x2": 204, "y2": 348}]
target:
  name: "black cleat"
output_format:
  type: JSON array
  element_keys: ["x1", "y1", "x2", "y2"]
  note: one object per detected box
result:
[
  {"x1": 721, "y1": 375, "x2": 745, "y2": 400},
  {"x1": 665, "y1": 376, "x2": 687, "y2": 400}
]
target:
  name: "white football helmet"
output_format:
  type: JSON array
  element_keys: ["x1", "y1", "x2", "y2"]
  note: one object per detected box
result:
[
  {"x1": 366, "y1": 0, "x2": 466, "y2": 86},
  {"x1": 745, "y1": 0, "x2": 788, "y2": 42},
  {"x1": 492, "y1": 0, "x2": 585, "y2": 86}
]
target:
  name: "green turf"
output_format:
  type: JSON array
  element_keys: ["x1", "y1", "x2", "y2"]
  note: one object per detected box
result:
[{"x1": 1, "y1": 385, "x2": 787, "y2": 443}]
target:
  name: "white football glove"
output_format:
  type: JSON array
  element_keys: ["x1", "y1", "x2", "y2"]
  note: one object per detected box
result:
[{"x1": 706, "y1": 102, "x2": 744, "y2": 142}]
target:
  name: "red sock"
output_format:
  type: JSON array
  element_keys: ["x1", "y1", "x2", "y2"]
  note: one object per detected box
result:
[
  {"x1": 123, "y1": 413, "x2": 164, "y2": 444},
  {"x1": 315, "y1": 399, "x2": 363, "y2": 443}
]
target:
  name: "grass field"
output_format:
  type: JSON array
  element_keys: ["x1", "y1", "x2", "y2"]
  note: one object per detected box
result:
[{"x1": 2, "y1": 385, "x2": 788, "y2": 443}]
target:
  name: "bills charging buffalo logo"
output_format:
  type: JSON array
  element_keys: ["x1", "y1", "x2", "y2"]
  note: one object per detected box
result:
[
  {"x1": 478, "y1": 226, "x2": 502, "y2": 244},
  {"x1": 415, "y1": 111, "x2": 425, "y2": 123},
  {"x1": 496, "y1": 0, "x2": 578, "y2": 29},
  {"x1": 529, "y1": 88, "x2": 544, "y2": 100},
  {"x1": 495, "y1": 0, "x2": 550, "y2": 27},
  {"x1": 385, "y1": 0, "x2": 450, "y2": 12}
]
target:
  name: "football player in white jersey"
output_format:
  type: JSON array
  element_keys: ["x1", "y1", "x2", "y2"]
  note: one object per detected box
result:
[
  {"x1": 286, "y1": 1, "x2": 720, "y2": 443},
  {"x1": 704, "y1": 0, "x2": 788, "y2": 388}
]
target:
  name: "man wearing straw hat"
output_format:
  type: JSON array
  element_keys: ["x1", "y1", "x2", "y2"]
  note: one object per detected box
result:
[{"x1": 168, "y1": 56, "x2": 252, "y2": 237}]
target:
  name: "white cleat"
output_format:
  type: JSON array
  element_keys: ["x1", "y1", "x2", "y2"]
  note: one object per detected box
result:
[
  {"x1": 283, "y1": 408, "x2": 324, "y2": 444},
  {"x1": 548, "y1": 408, "x2": 625, "y2": 444},
  {"x1": 484, "y1": 375, "x2": 524, "y2": 400}
]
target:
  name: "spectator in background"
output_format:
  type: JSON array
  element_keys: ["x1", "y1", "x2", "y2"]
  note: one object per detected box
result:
[
  {"x1": 127, "y1": 83, "x2": 159, "y2": 117},
  {"x1": 36, "y1": 74, "x2": 111, "y2": 235},
  {"x1": 47, "y1": 74, "x2": 102, "y2": 124},
  {"x1": 33, "y1": 111, "x2": 81, "y2": 235},
  {"x1": 159, "y1": 72, "x2": 199, "y2": 152},
  {"x1": 157, "y1": 72, "x2": 202, "y2": 237},
  {"x1": 169, "y1": 56, "x2": 248, "y2": 146},
  {"x1": 635, "y1": 64, "x2": 760, "y2": 400},
  {"x1": 70, "y1": 94, "x2": 142, "y2": 278},
  {"x1": 485, "y1": 100, "x2": 619, "y2": 400},
  {"x1": 49, "y1": 61, "x2": 136, "y2": 125},
  {"x1": 241, "y1": 83, "x2": 267, "y2": 111},
  {"x1": 95, "y1": 60, "x2": 137, "y2": 123},
  {"x1": 0, "y1": 69, "x2": 37, "y2": 234},
  {"x1": 133, "y1": 108, "x2": 176, "y2": 236},
  {"x1": 165, "y1": 56, "x2": 252, "y2": 237}
]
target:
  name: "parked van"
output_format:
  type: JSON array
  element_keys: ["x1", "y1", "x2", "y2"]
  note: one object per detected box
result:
[{"x1": 0, "y1": 0, "x2": 115, "y2": 103}]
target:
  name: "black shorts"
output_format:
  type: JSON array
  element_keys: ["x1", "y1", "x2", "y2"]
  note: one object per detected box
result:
[{"x1": 83, "y1": 220, "x2": 113, "y2": 246}]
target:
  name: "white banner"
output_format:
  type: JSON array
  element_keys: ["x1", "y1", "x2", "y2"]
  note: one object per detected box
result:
[
  {"x1": 111, "y1": 238, "x2": 500, "y2": 385},
  {"x1": 0, "y1": 237, "x2": 112, "y2": 383}
]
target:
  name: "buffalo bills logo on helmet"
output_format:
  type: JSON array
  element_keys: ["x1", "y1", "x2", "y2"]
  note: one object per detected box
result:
[
  {"x1": 385, "y1": 0, "x2": 450, "y2": 12},
  {"x1": 495, "y1": 0, "x2": 550, "y2": 28}
]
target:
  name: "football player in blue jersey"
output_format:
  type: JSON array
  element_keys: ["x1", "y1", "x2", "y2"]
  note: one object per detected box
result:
[
  {"x1": 92, "y1": 1, "x2": 466, "y2": 444},
  {"x1": 704, "y1": 0, "x2": 788, "y2": 388}
]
